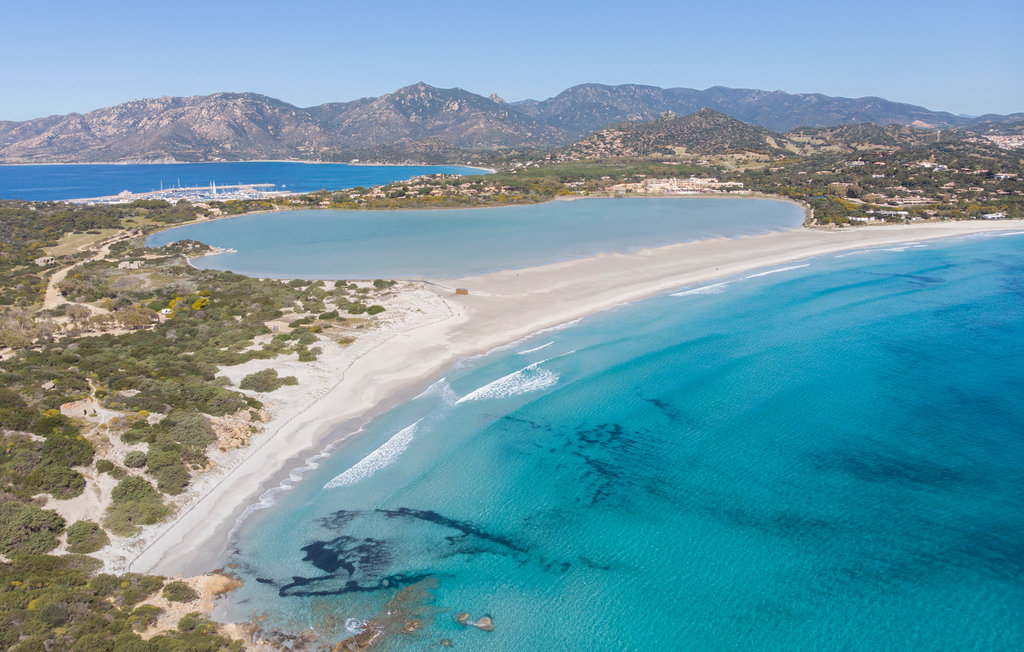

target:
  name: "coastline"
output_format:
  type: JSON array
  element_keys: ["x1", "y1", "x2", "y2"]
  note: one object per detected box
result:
[
  {"x1": 0, "y1": 159, "x2": 495, "y2": 174},
  {"x1": 123, "y1": 218, "x2": 1024, "y2": 578}
]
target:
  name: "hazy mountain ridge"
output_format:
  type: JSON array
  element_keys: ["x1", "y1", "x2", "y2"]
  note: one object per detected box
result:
[{"x1": 0, "y1": 83, "x2": 1019, "y2": 163}]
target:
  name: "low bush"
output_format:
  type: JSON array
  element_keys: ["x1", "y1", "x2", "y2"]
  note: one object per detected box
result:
[
  {"x1": 238, "y1": 369, "x2": 298, "y2": 393},
  {"x1": 65, "y1": 520, "x2": 109, "y2": 554},
  {"x1": 0, "y1": 502, "x2": 65, "y2": 557},
  {"x1": 104, "y1": 477, "x2": 170, "y2": 536},
  {"x1": 163, "y1": 580, "x2": 199, "y2": 603},
  {"x1": 130, "y1": 604, "x2": 163, "y2": 632},
  {"x1": 123, "y1": 450, "x2": 147, "y2": 468}
]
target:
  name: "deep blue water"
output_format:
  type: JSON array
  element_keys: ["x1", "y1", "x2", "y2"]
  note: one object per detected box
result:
[
  {"x1": 0, "y1": 162, "x2": 482, "y2": 201},
  {"x1": 146, "y1": 198, "x2": 804, "y2": 278},
  {"x1": 223, "y1": 231, "x2": 1024, "y2": 650}
]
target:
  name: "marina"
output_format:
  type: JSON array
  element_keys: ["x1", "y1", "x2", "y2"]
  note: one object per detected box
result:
[{"x1": 70, "y1": 181, "x2": 291, "y2": 204}]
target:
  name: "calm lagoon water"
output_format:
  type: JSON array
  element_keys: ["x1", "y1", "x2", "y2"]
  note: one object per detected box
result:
[
  {"x1": 0, "y1": 162, "x2": 481, "y2": 201},
  {"x1": 146, "y1": 197, "x2": 805, "y2": 278},
  {"x1": 223, "y1": 232, "x2": 1024, "y2": 650}
]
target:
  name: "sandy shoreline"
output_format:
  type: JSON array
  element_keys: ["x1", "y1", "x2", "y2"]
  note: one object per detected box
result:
[{"x1": 123, "y1": 219, "x2": 1023, "y2": 577}]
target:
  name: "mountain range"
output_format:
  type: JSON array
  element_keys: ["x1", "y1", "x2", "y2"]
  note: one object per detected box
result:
[{"x1": 0, "y1": 82, "x2": 1020, "y2": 163}]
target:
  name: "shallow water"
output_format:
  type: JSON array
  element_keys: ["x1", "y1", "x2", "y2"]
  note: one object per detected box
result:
[
  {"x1": 146, "y1": 197, "x2": 805, "y2": 278},
  {"x1": 223, "y1": 232, "x2": 1024, "y2": 650}
]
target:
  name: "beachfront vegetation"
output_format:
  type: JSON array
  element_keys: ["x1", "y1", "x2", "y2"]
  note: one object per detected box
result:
[
  {"x1": 105, "y1": 476, "x2": 171, "y2": 536},
  {"x1": 239, "y1": 368, "x2": 298, "y2": 393},
  {"x1": 0, "y1": 199, "x2": 404, "y2": 648},
  {"x1": 163, "y1": 580, "x2": 200, "y2": 603},
  {"x1": 65, "y1": 520, "x2": 110, "y2": 554},
  {"x1": 0, "y1": 555, "x2": 242, "y2": 650},
  {"x1": 0, "y1": 501, "x2": 65, "y2": 557}
]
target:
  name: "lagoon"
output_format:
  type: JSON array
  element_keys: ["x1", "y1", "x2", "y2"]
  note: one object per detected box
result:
[{"x1": 146, "y1": 197, "x2": 805, "y2": 278}]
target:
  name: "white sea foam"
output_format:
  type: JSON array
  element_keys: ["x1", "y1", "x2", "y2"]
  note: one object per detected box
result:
[
  {"x1": 460, "y1": 320, "x2": 581, "y2": 365},
  {"x1": 345, "y1": 618, "x2": 367, "y2": 634},
  {"x1": 323, "y1": 420, "x2": 422, "y2": 489},
  {"x1": 837, "y1": 243, "x2": 927, "y2": 258},
  {"x1": 968, "y1": 230, "x2": 1024, "y2": 239},
  {"x1": 518, "y1": 341, "x2": 554, "y2": 355},
  {"x1": 671, "y1": 281, "x2": 730, "y2": 296},
  {"x1": 534, "y1": 318, "x2": 582, "y2": 336},
  {"x1": 456, "y1": 359, "x2": 561, "y2": 404},
  {"x1": 745, "y1": 263, "x2": 810, "y2": 278},
  {"x1": 414, "y1": 377, "x2": 459, "y2": 405},
  {"x1": 228, "y1": 436, "x2": 352, "y2": 537}
]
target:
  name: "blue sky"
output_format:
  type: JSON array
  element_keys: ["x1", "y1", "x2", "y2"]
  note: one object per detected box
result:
[{"x1": 2, "y1": 0, "x2": 1021, "y2": 121}]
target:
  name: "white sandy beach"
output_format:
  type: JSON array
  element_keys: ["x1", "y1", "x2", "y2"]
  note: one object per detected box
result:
[{"x1": 119, "y1": 219, "x2": 1024, "y2": 577}]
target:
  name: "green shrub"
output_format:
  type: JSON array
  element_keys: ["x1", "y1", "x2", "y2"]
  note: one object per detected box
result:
[
  {"x1": 238, "y1": 368, "x2": 297, "y2": 393},
  {"x1": 161, "y1": 410, "x2": 215, "y2": 454},
  {"x1": 123, "y1": 450, "x2": 147, "y2": 468},
  {"x1": 162, "y1": 580, "x2": 199, "y2": 603},
  {"x1": 118, "y1": 573, "x2": 165, "y2": 607},
  {"x1": 88, "y1": 573, "x2": 121, "y2": 596},
  {"x1": 147, "y1": 449, "x2": 190, "y2": 495},
  {"x1": 318, "y1": 310, "x2": 339, "y2": 320},
  {"x1": 95, "y1": 459, "x2": 115, "y2": 474},
  {"x1": 177, "y1": 612, "x2": 200, "y2": 632},
  {"x1": 130, "y1": 604, "x2": 163, "y2": 632},
  {"x1": 0, "y1": 501, "x2": 65, "y2": 557},
  {"x1": 105, "y1": 477, "x2": 170, "y2": 536},
  {"x1": 65, "y1": 520, "x2": 109, "y2": 554},
  {"x1": 366, "y1": 304, "x2": 386, "y2": 315}
]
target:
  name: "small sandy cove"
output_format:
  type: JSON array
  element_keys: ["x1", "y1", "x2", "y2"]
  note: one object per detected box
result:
[{"x1": 112, "y1": 220, "x2": 1022, "y2": 577}]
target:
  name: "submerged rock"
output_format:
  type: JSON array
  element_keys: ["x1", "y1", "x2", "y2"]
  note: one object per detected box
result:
[
  {"x1": 402, "y1": 619, "x2": 423, "y2": 633},
  {"x1": 470, "y1": 616, "x2": 494, "y2": 632}
]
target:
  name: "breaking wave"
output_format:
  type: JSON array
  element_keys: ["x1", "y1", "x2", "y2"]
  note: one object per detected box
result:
[
  {"x1": 414, "y1": 377, "x2": 459, "y2": 405},
  {"x1": 518, "y1": 341, "x2": 554, "y2": 355},
  {"x1": 745, "y1": 264, "x2": 809, "y2": 278},
  {"x1": 228, "y1": 437, "x2": 351, "y2": 538},
  {"x1": 968, "y1": 230, "x2": 1024, "y2": 239},
  {"x1": 837, "y1": 243, "x2": 927, "y2": 258},
  {"x1": 671, "y1": 281, "x2": 731, "y2": 296},
  {"x1": 456, "y1": 358, "x2": 563, "y2": 404},
  {"x1": 323, "y1": 420, "x2": 422, "y2": 489}
]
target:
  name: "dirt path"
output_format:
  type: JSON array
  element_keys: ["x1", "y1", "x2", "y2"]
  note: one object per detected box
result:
[{"x1": 42, "y1": 231, "x2": 134, "y2": 310}]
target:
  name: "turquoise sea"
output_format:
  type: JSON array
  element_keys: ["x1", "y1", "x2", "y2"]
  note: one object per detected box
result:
[
  {"x1": 0, "y1": 162, "x2": 481, "y2": 201},
  {"x1": 146, "y1": 197, "x2": 805, "y2": 278},
  {"x1": 222, "y1": 231, "x2": 1024, "y2": 650}
]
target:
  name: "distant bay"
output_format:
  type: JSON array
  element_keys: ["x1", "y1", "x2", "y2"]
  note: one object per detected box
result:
[{"x1": 0, "y1": 161, "x2": 484, "y2": 201}]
